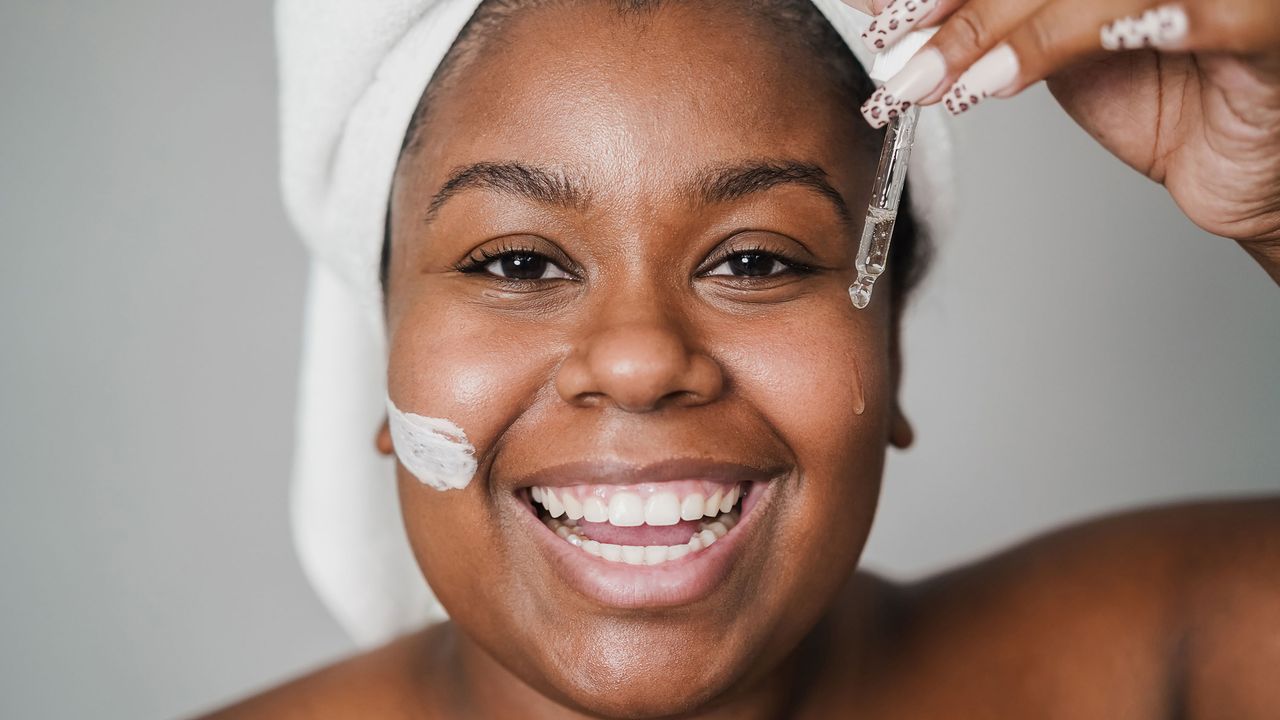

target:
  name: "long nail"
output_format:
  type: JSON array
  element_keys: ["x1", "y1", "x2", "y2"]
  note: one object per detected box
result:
[
  {"x1": 860, "y1": 0, "x2": 940, "y2": 54},
  {"x1": 943, "y1": 44, "x2": 1019, "y2": 116},
  {"x1": 1100, "y1": 5, "x2": 1189, "y2": 51},
  {"x1": 860, "y1": 48, "x2": 948, "y2": 128}
]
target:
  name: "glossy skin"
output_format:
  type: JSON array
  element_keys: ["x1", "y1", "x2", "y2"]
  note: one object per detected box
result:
[{"x1": 201, "y1": 3, "x2": 1279, "y2": 718}]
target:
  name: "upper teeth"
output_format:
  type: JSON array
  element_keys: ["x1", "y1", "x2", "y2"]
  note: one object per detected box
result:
[{"x1": 531, "y1": 482, "x2": 743, "y2": 526}]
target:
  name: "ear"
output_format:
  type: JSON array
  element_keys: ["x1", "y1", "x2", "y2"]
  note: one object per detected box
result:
[
  {"x1": 887, "y1": 308, "x2": 915, "y2": 450},
  {"x1": 375, "y1": 418, "x2": 394, "y2": 455},
  {"x1": 890, "y1": 405, "x2": 915, "y2": 449}
]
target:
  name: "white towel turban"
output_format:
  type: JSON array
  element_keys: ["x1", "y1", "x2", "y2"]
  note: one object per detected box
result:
[{"x1": 276, "y1": 0, "x2": 954, "y2": 648}]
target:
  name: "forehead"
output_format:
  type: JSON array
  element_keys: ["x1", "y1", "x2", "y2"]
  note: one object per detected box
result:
[{"x1": 401, "y1": 1, "x2": 874, "y2": 202}]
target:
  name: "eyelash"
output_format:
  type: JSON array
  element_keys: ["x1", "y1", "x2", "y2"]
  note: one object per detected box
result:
[
  {"x1": 454, "y1": 247, "x2": 512, "y2": 274},
  {"x1": 452, "y1": 243, "x2": 574, "y2": 277}
]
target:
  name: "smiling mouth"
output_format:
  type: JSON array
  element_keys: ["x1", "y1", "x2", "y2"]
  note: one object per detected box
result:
[
  {"x1": 511, "y1": 459, "x2": 779, "y2": 607},
  {"x1": 531, "y1": 481, "x2": 747, "y2": 566}
]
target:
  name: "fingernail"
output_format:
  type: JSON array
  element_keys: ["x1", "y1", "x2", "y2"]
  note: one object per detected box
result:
[
  {"x1": 943, "y1": 44, "x2": 1020, "y2": 116},
  {"x1": 860, "y1": 48, "x2": 947, "y2": 128},
  {"x1": 1101, "y1": 5, "x2": 1189, "y2": 51},
  {"x1": 860, "y1": 0, "x2": 941, "y2": 54}
]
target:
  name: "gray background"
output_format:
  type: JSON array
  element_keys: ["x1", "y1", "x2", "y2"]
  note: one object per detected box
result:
[{"x1": 1, "y1": 1, "x2": 1275, "y2": 718}]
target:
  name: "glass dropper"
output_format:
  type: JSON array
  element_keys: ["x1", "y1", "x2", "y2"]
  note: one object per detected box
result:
[
  {"x1": 850, "y1": 105, "x2": 919, "y2": 308},
  {"x1": 849, "y1": 27, "x2": 936, "y2": 310}
]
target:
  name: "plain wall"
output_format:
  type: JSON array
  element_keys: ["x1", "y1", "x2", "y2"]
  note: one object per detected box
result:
[{"x1": 1, "y1": 2, "x2": 1276, "y2": 718}]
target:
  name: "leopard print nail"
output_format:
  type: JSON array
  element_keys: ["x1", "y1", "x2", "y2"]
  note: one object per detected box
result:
[
  {"x1": 1101, "y1": 5, "x2": 1189, "y2": 51},
  {"x1": 861, "y1": 0, "x2": 939, "y2": 53},
  {"x1": 861, "y1": 86, "x2": 913, "y2": 129},
  {"x1": 942, "y1": 81, "x2": 981, "y2": 116},
  {"x1": 941, "y1": 44, "x2": 1019, "y2": 117}
]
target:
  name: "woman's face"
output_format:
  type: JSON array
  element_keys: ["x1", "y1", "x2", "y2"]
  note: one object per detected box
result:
[{"x1": 385, "y1": 2, "x2": 905, "y2": 715}]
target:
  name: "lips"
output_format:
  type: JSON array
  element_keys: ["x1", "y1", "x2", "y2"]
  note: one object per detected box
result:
[{"x1": 511, "y1": 459, "x2": 780, "y2": 608}]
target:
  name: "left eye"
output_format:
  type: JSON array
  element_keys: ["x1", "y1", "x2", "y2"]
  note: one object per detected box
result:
[
  {"x1": 484, "y1": 252, "x2": 572, "y2": 280},
  {"x1": 706, "y1": 252, "x2": 790, "y2": 278}
]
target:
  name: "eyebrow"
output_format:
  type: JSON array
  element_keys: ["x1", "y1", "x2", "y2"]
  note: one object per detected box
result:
[
  {"x1": 694, "y1": 160, "x2": 852, "y2": 224},
  {"x1": 422, "y1": 159, "x2": 850, "y2": 225},
  {"x1": 424, "y1": 162, "x2": 589, "y2": 223}
]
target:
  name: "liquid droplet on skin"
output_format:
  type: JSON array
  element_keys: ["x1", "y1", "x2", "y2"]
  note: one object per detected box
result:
[{"x1": 850, "y1": 355, "x2": 867, "y2": 416}]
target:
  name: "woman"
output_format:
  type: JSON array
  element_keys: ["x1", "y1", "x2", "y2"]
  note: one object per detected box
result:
[{"x1": 207, "y1": 0, "x2": 1279, "y2": 716}]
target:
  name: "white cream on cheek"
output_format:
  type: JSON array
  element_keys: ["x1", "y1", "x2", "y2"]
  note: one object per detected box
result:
[{"x1": 385, "y1": 395, "x2": 477, "y2": 491}]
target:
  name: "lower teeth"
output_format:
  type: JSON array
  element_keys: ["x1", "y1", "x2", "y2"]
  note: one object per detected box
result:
[{"x1": 543, "y1": 510, "x2": 740, "y2": 566}]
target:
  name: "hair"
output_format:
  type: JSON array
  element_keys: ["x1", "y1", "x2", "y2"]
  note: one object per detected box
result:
[{"x1": 383, "y1": 0, "x2": 931, "y2": 310}]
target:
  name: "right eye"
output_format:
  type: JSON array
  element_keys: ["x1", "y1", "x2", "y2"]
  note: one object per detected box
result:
[
  {"x1": 482, "y1": 252, "x2": 572, "y2": 281},
  {"x1": 704, "y1": 251, "x2": 793, "y2": 278},
  {"x1": 456, "y1": 243, "x2": 577, "y2": 282}
]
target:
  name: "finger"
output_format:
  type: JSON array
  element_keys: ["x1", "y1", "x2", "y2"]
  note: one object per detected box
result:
[
  {"x1": 907, "y1": 0, "x2": 1051, "y2": 100},
  {"x1": 942, "y1": 0, "x2": 1280, "y2": 118},
  {"x1": 938, "y1": 0, "x2": 1173, "y2": 116},
  {"x1": 1101, "y1": 1, "x2": 1280, "y2": 55},
  {"x1": 859, "y1": 0, "x2": 1043, "y2": 125},
  {"x1": 857, "y1": 0, "x2": 959, "y2": 54},
  {"x1": 1099, "y1": 5, "x2": 1190, "y2": 52}
]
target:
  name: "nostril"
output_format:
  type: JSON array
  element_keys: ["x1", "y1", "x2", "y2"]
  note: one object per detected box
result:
[
  {"x1": 616, "y1": 390, "x2": 688, "y2": 413},
  {"x1": 681, "y1": 354, "x2": 724, "y2": 405},
  {"x1": 574, "y1": 391, "x2": 608, "y2": 408},
  {"x1": 663, "y1": 390, "x2": 699, "y2": 408},
  {"x1": 656, "y1": 387, "x2": 713, "y2": 411}
]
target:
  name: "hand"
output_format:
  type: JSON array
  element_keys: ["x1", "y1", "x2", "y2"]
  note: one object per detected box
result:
[{"x1": 844, "y1": 0, "x2": 1280, "y2": 281}]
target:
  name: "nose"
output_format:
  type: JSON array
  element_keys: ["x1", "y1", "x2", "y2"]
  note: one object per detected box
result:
[{"x1": 556, "y1": 317, "x2": 725, "y2": 413}]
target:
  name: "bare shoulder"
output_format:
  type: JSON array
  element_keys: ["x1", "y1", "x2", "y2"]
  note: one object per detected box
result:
[
  {"x1": 192, "y1": 624, "x2": 453, "y2": 720},
  {"x1": 895, "y1": 497, "x2": 1280, "y2": 718},
  {"x1": 940, "y1": 496, "x2": 1280, "y2": 599}
]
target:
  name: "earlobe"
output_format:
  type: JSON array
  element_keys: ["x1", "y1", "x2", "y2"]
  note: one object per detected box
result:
[
  {"x1": 887, "y1": 310, "x2": 912, "y2": 449},
  {"x1": 890, "y1": 405, "x2": 915, "y2": 449},
  {"x1": 375, "y1": 418, "x2": 394, "y2": 455}
]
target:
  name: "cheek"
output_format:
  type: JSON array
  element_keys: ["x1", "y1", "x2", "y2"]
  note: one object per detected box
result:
[
  {"x1": 388, "y1": 300, "x2": 563, "y2": 606},
  {"x1": 387, "y1": 302, "x2": 561, "y2": 462},
  {"x1": 718, "y1": 302, "x2": 892, "y2": 486},
  {"x1": 708, "y1": 303, "x2": 891, "y2": 644}
]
